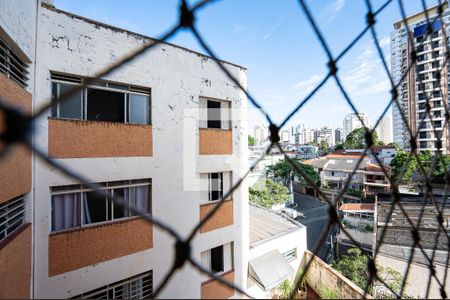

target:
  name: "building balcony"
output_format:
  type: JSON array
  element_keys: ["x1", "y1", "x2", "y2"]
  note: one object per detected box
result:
[
  {"x1": 48, "y1": 118, "x2": 153, "y2": 158},
  {"x1": 48, "y1": 217, "x2": 152, "y2": 276},
  {"x1": 199, "y1": 199, "x2": 233, "y2": 233},
  {"x1": 364, "y1": 179, "x2": 389, "y2": 186},
  {"x1": 199, "y1": 128, "x2": 232, "y2": 155}
]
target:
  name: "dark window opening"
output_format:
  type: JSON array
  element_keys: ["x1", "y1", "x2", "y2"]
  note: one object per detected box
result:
[
  {"x1": 113, "y1": 188, "x2": 128, "y2": 219},
  {"x1": 207, "y1": 100, "x2": 221, "y2": 129},
  {"x1": 87, "y1": 88, "x2": 125, "y2": 122},
  {"x1": 84, "y1": 192, "x2": 109, "y2": 224},
  {"x1": 210, "y1": 246, "x2": 224, "y2": 274}
]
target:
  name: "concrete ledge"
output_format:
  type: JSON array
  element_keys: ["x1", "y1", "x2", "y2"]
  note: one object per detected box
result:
[{"x1": 301, "y1": 250, "x2": 372, "y2": 299}]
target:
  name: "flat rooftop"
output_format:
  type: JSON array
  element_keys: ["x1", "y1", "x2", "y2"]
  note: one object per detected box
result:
[{"x1": 249, "y1": 205, "x2": 303, "y2": 247}]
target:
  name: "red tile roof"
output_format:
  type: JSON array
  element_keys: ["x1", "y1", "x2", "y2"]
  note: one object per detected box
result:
[{"x1": 339, "y1": 203, "x2": 375, "y2": 211}]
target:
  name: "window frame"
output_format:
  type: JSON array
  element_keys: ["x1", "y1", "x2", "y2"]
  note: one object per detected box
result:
[
  {"x1": 0, "y1": 195, "x2": 26, "y2": 242},
  {"x1": 73, "y1": 270, "x2": 153, "y2": 299},
  {"x1": 51, "y1": 74, "x2": 151, "y2": 125},
  {"x1": 0, "y1": 35, "x2": 29, "y2": 87},
  {"x1": 282, "y1": 248, "x2": 297, "y2": 262},
  {"x1": 207, "y1": 172, "x2": 223, "y2": 202},
  {"x1": 51, "y1": 179, "x2": 152, "y2": 233}
]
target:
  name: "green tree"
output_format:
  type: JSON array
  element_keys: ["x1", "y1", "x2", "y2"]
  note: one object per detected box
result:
[
  {"x1": 248, "y1": 135, "x2": 256, "y2": 146},
  {"x1": 332, "y1": 248, "x2": 407, "y2": 298},
  {"x1": 390, "y1": 149, "x2": 418, "y2": 184},
  {"x1": 335, "y1": 143, "x2": 344, "y2": 150},
  {"x1": 391, "y1": 150, "x2": 450, "y2": 184},
  {"x1": 343, "y1": 127, "x2": 380, "y2": 149},
  {"x1": 266, "y1": 159, "x2": 320, "y2": 187},
  {"x1": 249, "y1": 179, "x2": 290, "y2": 208},
  {"x1": 319, "y1": 140, "x2": 329, "y2": 151}
]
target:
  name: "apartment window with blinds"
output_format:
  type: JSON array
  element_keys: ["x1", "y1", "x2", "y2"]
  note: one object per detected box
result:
[
  {"x1": 51, "y1": 179, "x2": 151, "y2": 232},
  {"x1": 0, "y1": 35, "x2": 29, "y2": 87},
  {"x1": 51, "y1": 74, "x2": 151, "y2": 125},
  {"x1": 0, "y1": 196, "x2": 26, "y2": 242},
  {"x1": 199, "y1": 98, "x2": 231, "y2": 130},
  {"x1": 74, "y1": 271, "x2": 152, "y2": 299}
]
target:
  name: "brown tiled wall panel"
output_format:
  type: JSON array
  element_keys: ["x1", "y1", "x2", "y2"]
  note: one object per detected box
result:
[
  {"x1": 201, "y1": 270, "x2": 235, "y2": 299},
  {"x1": 199, "y1": 199, "x2": 233, "y2": 233},
  {"x1": 48, "y1": 118, "x2": 153, "y2": 158},
  {"x1": 0, "y1": 224, "x2": 32, "y2": 299},
  {"x1": 0, "y1": 73, "x2": 32, "y2": 204},
  {"x1": 199, "y1": 128, "x2": 232, "y2": 155},
  {"x1": 48, "y1": 218, "x2": 152, "y2": 276}
]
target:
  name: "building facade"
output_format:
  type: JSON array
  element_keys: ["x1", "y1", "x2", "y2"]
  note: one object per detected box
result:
[
  {"x1": 343, "y1": 113, "x2": 371, "y2": 139},
  {"x1": 391, "y1": 3, "x2": 450, "y2": 152},
  {"x1": 376, "y1": 114, "x2": 393, "y2": 145},
  {"x1": 0, "y1": 1, "x2": 248, "y2": 298}
]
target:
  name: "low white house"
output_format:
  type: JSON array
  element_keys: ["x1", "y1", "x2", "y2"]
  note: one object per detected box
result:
[{"x1": 247, "y1": 204, "x2": 307, "y2": 298}]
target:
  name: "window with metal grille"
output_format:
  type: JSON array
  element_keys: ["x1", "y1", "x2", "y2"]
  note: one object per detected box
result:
[
  {"x1": 51, "y1": 179, "x2": 151, "y2": 232},
  {"x1": 282, "y1": 248, "x2": 297, "y2": 262},
  {"x1": 0, "y1": 35, "x2": 29, "y2": 87},
  {"x1": 0, "y1": 196, "x2": 26, "y2": 242},
  {"x1": 51, "y1": 74, "x2": 151, "y2": 125},
  {"x1": 208, "y1": 173, "x2": 223, "y2": 202},
  {"x1": 73, "y1": 271, "x2": 153, "y2": 299}
]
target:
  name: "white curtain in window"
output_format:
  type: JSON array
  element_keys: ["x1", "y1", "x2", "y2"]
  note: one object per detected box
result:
[
  {"x1": 199, "y1": 173, "x2": 209, "y2": 202},
  {"x1": 52, "y1": 193, "x2": 81, "y2": 231},
  {"x1": 132, "y1": 185, "x2": 150, "y2": 214},
  {"x1": 222, "y1": 172, "x2": 232, "y2": 200},
  {"x1": 220, "y1": 101, "x2": 231, "y2": 130},
  {"x1": 199, "y1": 98, "x2": 207, "y2": 128}
]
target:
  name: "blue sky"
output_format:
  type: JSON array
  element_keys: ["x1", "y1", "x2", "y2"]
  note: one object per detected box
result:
[{"x1": 55, "y1": 0, "x2": 429, "y2": 130}]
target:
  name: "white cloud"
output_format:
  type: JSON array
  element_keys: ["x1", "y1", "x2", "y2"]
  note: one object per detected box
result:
[
  {"x1": 291, "y1": 74, "x2": 322, "y2": 91},
  {"x1": 320, "y1": 0, "x2": 346, "y2": 25},
  {"x1": 342, "y1": 44, "x2": 389, "y2": 97},
  {"x1": 379, "y1": 36, "x2": 390, "y2": 48}
]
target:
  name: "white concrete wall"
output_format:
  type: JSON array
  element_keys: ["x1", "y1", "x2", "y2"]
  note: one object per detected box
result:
[
  {"x1": 33, "y1": 4, "x2": 248, "y2": 298},
  {"x1": 247, "y1": 227, "x2": 307, "y2": 298}
]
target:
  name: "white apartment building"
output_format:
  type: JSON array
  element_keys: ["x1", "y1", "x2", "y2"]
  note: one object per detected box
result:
[
  {"x1": 0, "y1": 1, "x2": 248, "y2": 299},
  {"x1": 391, "y1": 2, "x2": 450, "y2": 152},
  {"x1": 375, "y1": 114, "x2": 393, "y2": 145},
  {"x1": 343, "y1": 113, "x2": 371, "y2": 139},
  {"x1": 253, "y1": 124, "x2": 269, "y2": 145}
]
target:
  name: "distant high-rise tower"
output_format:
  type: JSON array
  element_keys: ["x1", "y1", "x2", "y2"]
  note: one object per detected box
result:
[
  {"x1": 376, "y1": 114, "x2": 393, "y2": 145},
  {"x1": 335, "y1": 128, "x2": 344, "y2": 144},
  {"x1": 391, "y1": 2, "x2": 450, "y2": 152},
  {"x1": 343, "y1": 113, "x2": 371, "y2": 139}
]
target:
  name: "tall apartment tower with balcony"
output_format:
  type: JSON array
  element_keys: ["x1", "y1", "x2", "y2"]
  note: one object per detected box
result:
[
  {"x1": 391, "y1": 2, "x2": 450, "y2": 152},
  {"x1": 0, "y1": 0, "x2": 248, "y2": 298}
]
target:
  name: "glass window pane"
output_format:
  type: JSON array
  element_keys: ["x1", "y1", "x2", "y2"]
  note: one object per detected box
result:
[
  {"x1": 207, "y1": 100, "x2": 221, "y2": 128},
  {"x1": 129, "y1": 94, "x2": 150, "y2": 124},
  {"x1": 87, "y1": 88, "x2": 125, "y2": 122},
  {"x1": 52, "y1": 193, "x2": 81, "y2": 231},
  {"x1": 130, "y1": 186, "x2": 151, "y2": 215},
  {"x1": 83, "y1": 192, "x2": 108, "y2": 224},
  {"x1": 58, "y1": 83, "x2": 83, "y2": 119},
  {"x1": 113, "y1": 188, "x2": 129, "y2": 219}
]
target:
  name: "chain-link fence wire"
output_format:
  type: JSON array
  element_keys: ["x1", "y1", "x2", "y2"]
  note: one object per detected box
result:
[{"x1": 1, "y1": 0, "x2": 450, "y2": 298}]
